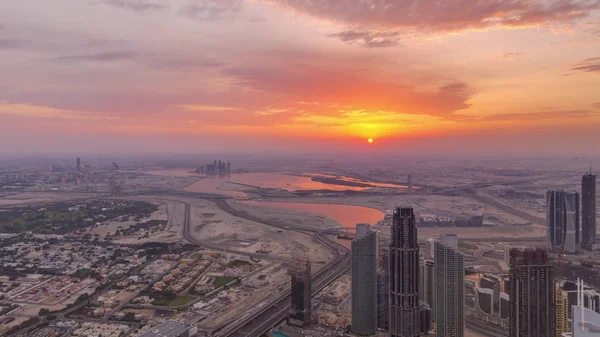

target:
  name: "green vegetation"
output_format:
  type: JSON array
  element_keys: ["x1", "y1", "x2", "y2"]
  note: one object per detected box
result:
[
  {"x1": 213, "y1": 276, "x2": 237, "y2": 288},
  {"x1": 152, "y1": 295, "x2": 195, "y2": 307},
  {"x1": 0, "y1": 199, "x2": 158, "y2": 234},
  {"x1": 191, "y1": 253, "x2": 203, "y2": 260},
  {"x1": 230, "y1": 260, "x2": 250, "y2": 268}
]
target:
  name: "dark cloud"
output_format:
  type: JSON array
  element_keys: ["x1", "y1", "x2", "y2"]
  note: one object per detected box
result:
[
  {"x1": 0, "y1": 39, "x2": 27, "y2": 49},
  {"x1": 571, "y1": 57, "x2": 600, "y2": 73},
  {"x1": 269, "y1": 0, "x2": 600, "y2": 32},
  {"x1": 179, "y1": 0, "x2": 243, "y2": 20},
  {"x1": 328, "y1": 29, "x2": 401, "y2": 48},
  {"x1": 98, "y1": 0, "x2": 167, "y2": 12},
  {"x1": 51, "y1": 51, "x2": 137, "y2": 63}
]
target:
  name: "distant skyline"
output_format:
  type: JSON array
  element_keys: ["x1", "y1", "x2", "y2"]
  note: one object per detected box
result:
[{"x1": 1, "y1": 0, "x2": 600, "y2": 155}]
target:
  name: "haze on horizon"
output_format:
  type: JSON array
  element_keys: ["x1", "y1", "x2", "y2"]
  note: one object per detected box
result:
[{"x1": 1, "y1": 0, "x2": 600, "y2": 156}]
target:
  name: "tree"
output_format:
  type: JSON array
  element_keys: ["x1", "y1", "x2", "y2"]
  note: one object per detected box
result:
[{"x1": 39, "y1": 308, "x2": 51, "y2": 316}]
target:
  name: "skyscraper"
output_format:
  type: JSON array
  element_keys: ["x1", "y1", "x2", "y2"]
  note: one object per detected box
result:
[
  {"x1": 509, "y1": 248, "x2": 555, "y2": 337},
  {"x1": 582, "y1": 172, "x2": 596, "y2": 250},
  {"x1": 378, "y1": 246, "x2": 390, "y2": 331},
  {"x1": 547, "y1": 190, "x2": 580, "y2": 253},
  {"x1": 435, "y1": 234, "x2": 465, "y2": 337},
  {"x1": 555, "y1": 283, "x2": 569, "y2": 337},
  {"x1": 76, "y1": 157, "x2": 81, "y2": 172},
  {"x1": 288, "y1": 259, "x2": 311, "y2": 327},
  {"x1": 352, "y1": 224, "x2": 378, "y2": 336},
  {"x1": 419, "y1": 260, "x2": 435, "y2": 324},
  {"x1": 389, "y1": 207, "x2": 421, "y2": 337}
]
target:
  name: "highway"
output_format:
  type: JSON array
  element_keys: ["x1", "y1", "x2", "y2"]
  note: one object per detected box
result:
[{"x1": 182, "y1": 198, "x2": 351, "y2": 337}]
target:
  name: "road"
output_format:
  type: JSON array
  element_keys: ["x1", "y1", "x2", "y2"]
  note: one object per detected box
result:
[{"x1": 182, "y1": 198, "x2": 351, "y2": 337}]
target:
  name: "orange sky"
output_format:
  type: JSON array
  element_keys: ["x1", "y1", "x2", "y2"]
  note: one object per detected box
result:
[{"x1": 0, "y1": 0, "x2": 599, "y2": 155}]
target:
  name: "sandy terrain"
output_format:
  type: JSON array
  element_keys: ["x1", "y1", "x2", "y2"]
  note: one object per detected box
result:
[
  {"x1": 184, "y1": 177, "x2": 247, "y2": 198},
  {"x1": 189, "y1": 199, "x2": 334, "y2": 265},
  {"x1": 0, "y1": 192, "x2": 93, "y2": 207}
]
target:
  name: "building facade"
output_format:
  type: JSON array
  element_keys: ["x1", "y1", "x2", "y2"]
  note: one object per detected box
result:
[
  {"x1": 556, "y1": 283, "x2": 569, "y2": 337},
  {"x1": 389, "y1": 207, "x2": 421, "y2": 337},
  {"x1": 352, "y1": 224, "x2": 378, "y2": 336},
  {"x1": 419, "y1": 259, "x2": 435, "y2": 327},
  {"x1": 288, "y1": 259, "x2": 311, "y2": 327},
  {"x1": 547, "y1": 190, "x2": 580, "y2": 253},
  {"x1": 378, "y1": 245, "x2": 390, "y2": 331},
  {"x1": 582, "y1": 173, "x2": 597, "y2": 250},
  {"x1": 509, "y1": 249, "x2": 555, "y2": 337},
  {"x1": 435, "y1": 234, "x2": 465, "y2": 337}
]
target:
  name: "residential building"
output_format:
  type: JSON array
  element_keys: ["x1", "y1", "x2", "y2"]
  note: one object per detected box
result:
[
  {"x1": 556, "y1": 283, "x2": 569, "y2": 337},
  {"x1": 139, "y1": 320, "x2": 197, "y2": 337},
  {"x1": 509, "y1": 248, "x2": 555, "y2": 337},
  {"x1": 288, "y1": 259, "x2": 311, "y2": 327},
  {"x1": 582, "y1": 172, "x2": 597, "y2": 250},
  {"x1": 547, "y1": 190, "x2": 580, "y2": 253},
  {"x1": 352, "y1": 224, "x2": 378, "y2": 336},
  {"x1": 435, "y1": 234, "x2": 465, "y2": 337},
  {"x1": 389, "y1": 207, "x2": 421, "y2": 337}
]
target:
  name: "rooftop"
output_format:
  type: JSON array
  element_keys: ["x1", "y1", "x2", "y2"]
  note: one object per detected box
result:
[{"x1": 138, "y1": 321, "x2": 192, "y2": 337}]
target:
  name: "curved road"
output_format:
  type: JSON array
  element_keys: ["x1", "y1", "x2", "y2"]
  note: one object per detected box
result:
[{"x1": 181, "y1": 198, "x2": 351, "y2": 337}]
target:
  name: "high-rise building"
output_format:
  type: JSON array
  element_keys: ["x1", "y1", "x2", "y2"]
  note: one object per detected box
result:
[
  {"x1": 378, "y1": 246, "x2": 390, "y2": 331},
  {"x1": 435, "y1": 234, "x2": 465, "y2": 337},
  {"x1": 424, "y1": 238, "x2": 436, "y2": 260},
  {"x1": 389, "y1": 207, "x2": 421, "y2": 337},
  {"x1": 556, "y1": 283, "x2": 569, "y2": 337},
  {"x1": 547, "y1": 190, "x2": 580, "y2": 253},
  {"x1": 288, "y1": 259, "x2": 311, "y2": 327},
  {"x1": 76, "y1": 157, "x2": 81, "y2": 172},
  {"x1": 571, "y1": 279, "x2": 600, "y2": 337},
  {"x1": 419, "y1": 260, "x2": 435, "y2": 320},
  {"x1": 352, "y1": 224, "x2": 378, "y2": 336},
  {"x1": 509, "y1": 248, "x2": 555, "y2": 337},
  {"x1": 582, "y1": 172, "x2": 596, "y2": 250}
]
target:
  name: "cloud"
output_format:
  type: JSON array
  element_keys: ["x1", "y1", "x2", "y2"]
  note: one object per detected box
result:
[
  {"x1": 502, "y1": 52, "x2": 526, "y2": 60},
  {"x1": 328, "y1": 29, "x2": 401, "y2": 48},
  {"x1": 179, "y1": 0, "x2": 243, "y2": 20},
  {"x1": 476, "y1": 110, "x2": 600, "y2": 122},
  {"x1": 51, "y1": 51, "x2": 137, "y2": 63},
  {"x1": 98, "y1": 0, "x2": 167, "y2": 12},
  {"x1": 225, "y1": 62, "x2": 472, "y2": 118},
  {"x1": 571, "y1": 57, "x2": 600, "y2": 73},
  {"x1": 0, "y1": 39, "x2": 27, "y2": 49},
  {"x1": 268, "y1": 0, "x2": 600, "y2": 33},
  {"x1": 0, "y1": 101, "x2": 116, "y2": 121},
  {"x1": 151, "y1": 55, "x2": 225, "y2": 69},
  {"x1": 592, "y1": 102, "x2": 600, "y2": 109}
]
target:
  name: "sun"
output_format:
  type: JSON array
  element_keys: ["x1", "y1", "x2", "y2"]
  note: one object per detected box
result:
[{"x1": 368, "y1": 138, "x2": 374, "y2": 144}]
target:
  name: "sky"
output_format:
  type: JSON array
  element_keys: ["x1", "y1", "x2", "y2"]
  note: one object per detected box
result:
[{"x1": 1, "y1": 0, "x2": 600, "y2": 156}]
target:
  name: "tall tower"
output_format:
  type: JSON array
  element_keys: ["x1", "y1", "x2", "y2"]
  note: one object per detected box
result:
[
  {"x1": 555, "y1": 283, "x2": 569, "y2": 337},
  {"x1": 288, "y1": 259, "x2": 311, "y2": 327},
  {"x1": 582, "y1": 172, "x2": 597, "y2": 250},
  {"x1": 509, "y1": 248, "x2": 555, "y2": 337},
  {"x1": 546, "y1": 190, "x2": 580, "y2": 253},
  {"x1": 352, "y1": 224, "x2": 378, "y2": 336},
  {"x1": 76, "y1": 157, "x2": 81, "y2": 172},
  {"x1": 389, "y1": 207, "x2": 421, "y2": 337},
  {"x1": 378, "y1": 246, "x2": 390, "y2": 331},
  {"x1": 420, "y1": 260, "x2": 435, "y2": 327},
  {"x1": 435, "y1": 234, "x2": 465, "y2": 337}
]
